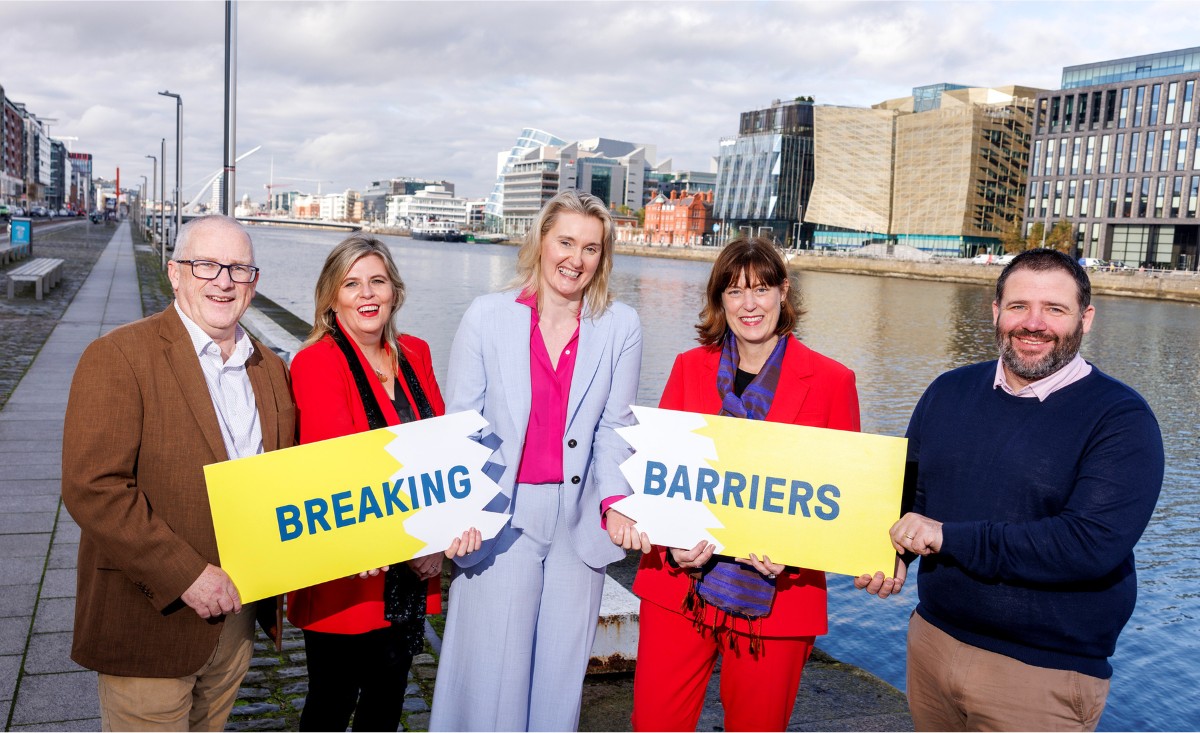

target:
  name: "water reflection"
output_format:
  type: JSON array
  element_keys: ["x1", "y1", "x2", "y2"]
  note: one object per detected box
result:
[{"x1": 248, "y1": 227, "x2": 1199, "y2": 732}]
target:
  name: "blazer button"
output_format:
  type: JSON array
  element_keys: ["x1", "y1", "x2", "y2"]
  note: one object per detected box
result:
[
  {"x1": 571, "y1": 476, "x2": 581, "y2": 484},
  {"x1": 567, "y1": 439, "x2": 578, "y2": 448}
]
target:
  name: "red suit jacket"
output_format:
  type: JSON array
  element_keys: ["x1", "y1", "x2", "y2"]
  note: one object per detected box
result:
[
  {"x1": 632, "y1": 335, "x2": 861, "y2": 638},
  {"x1": 286, "y1": 331, "x2": 445, "y2": 634}
]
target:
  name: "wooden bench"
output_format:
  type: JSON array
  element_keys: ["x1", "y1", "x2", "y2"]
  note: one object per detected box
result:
[{"x1": 5, "y1": 257, "x2": 65, "y2": 300}]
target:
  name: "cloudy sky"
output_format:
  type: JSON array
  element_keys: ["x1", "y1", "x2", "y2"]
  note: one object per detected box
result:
[{"x1": 2, "y1": 0, "x2": 1196, "y2": 204}]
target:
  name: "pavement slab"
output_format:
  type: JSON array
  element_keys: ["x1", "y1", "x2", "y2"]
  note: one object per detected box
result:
[
  {"x1": 0, "y1": 533, "x2": 51, "y2": 559},
  {"x1": 22, "y1": 631, "x2": 83, "y2": 675},
  {"x1": 0, "y1": 513, "x2": 55, "y2": 535},
  {"x1": 0, "y1": 616, "x2": 30, "y2": 656},
  {"x1": 0, "y1": 557, "x2": 44, "y2": 587},
  {"x1": 0, "y1": 585, "x2": 38, "y2": 620},
  {"x1": 7, "y1": 671, "x2": 100, "y2": 727},
  {"x1": 31, "y1": 597, "x2": 74, "y2": 635},
  {"x1": 46, "y1": 541, "x2": 78, "y2": 570}
]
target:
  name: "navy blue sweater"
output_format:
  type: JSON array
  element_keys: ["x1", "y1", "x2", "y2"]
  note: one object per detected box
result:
[{"x1": 907, "y1": 361, "x2": 1163, "y2": 678}]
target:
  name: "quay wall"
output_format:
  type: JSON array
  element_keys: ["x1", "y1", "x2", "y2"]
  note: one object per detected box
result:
[{"x1": 614, "y1": 244, "x2": 1200, "y2": 305}]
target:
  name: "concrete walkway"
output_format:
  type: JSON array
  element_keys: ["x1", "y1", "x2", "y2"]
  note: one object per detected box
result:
[{"x1": 1, "y1": 222, "x2": 139, "y2": 731}]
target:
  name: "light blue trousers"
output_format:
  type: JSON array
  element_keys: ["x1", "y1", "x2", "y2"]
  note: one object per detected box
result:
[{"x1": 430, "y1": 483, "x2": 607, "y2": 732}]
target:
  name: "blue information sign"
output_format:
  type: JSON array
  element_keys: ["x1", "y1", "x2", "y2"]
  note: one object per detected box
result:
[{"x1": 10, "y1": 217, "x2": 32, "y2": 254}]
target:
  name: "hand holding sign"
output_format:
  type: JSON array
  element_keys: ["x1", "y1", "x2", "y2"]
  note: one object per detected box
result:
[
  {"x1": 205, "y1": 410, "x2": 508, "y2": 603},
  {"x1": 613, "y1": 406, "x2": 906, "y2": 578}
]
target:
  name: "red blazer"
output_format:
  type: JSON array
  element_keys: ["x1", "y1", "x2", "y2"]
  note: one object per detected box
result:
[
  {"x1": 286, "y1": 330, "x2": 446, "y2": 634},
  {"x1": 632, "y1": 335, "x2": 861, "y2": 638}
]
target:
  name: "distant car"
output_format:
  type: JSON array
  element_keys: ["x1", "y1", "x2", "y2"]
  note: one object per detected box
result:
[
  {"x1": 29, "y1": 205, "x2": 49, "y2": 217},
  {"x1": 997, "y1": 254, "x2": 1016, "y2": 265},
  {"x1": 58, "y1": 208, "x2": 70, "y2": 217},
  {"x1": 1079, "y1": 257, "x2": 1107, "y2": 269},
  {"x1": 971, "y1": 253, "x2": 999, "y2": 264},
  {"x1": 11, "y1": 206, "x2": 25, "y2": 216}
]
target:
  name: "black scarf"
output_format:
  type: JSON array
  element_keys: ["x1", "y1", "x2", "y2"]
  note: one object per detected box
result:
[{"x1": 329, "y1": 321, "x2": 435, "y2": 644}]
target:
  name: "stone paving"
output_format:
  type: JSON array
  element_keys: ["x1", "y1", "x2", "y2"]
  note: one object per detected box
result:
[{"x1": 1, "y1": 220, "x2": 911, "y2": 732}]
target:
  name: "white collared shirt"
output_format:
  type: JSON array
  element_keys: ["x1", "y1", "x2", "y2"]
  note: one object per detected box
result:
[
  {"x1": 174, "y1": 302, "x2": 263, "y2": 460},
  {"x1": 993, "y1": 352, "x2": 1093, "y2": 401}
]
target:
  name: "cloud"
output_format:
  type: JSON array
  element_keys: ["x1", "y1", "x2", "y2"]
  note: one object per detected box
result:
[{"x1": 2, "y1": 0, "x2": 1198, "y2": 203}]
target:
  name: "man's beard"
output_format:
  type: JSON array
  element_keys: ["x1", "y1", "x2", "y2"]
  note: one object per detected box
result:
[{"x1": 995, "y1": 320, "x2": 1084, "y2": 383}]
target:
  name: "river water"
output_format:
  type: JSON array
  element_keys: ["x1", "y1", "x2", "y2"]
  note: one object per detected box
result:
[{"x1": 248, "y1": 227, "x2": 1199, "y2": 731}]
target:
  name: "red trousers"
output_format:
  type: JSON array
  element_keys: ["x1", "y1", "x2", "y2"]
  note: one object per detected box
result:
[{"x1": 631, "y1": 600, "x2": 814, "y2": 732}]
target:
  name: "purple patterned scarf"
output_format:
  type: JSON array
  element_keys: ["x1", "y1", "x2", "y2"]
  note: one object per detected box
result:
[{"x1": 686, "y1": 334, "x2": 789, "y2": 648}]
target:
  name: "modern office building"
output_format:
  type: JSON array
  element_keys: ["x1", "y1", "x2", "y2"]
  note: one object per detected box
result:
[
  {"x1": 714, "y1": 98, "x2": 814, "y2": 246},
  {"x1": 386, "y1": 185, "x2": 468, "y2": 227},
  {"x1": 1025, "y1": 46, "x2": 1200, "y2": 269},
  {"x1": 485, "y1": 128, "x2": 567, "y2": 228},
  {"x1": 362, "y1": 177, "x2": 455, "y2": 223},
  {"x1": 806, "y1": 84, "x2": 1040, "y2": 255},
  {"x1": 1, "y1": 85, "x2": 26, "y2": 205},
  {"x1": 498, "y1": 137, "x2": 664, "y2": 235},
  {"x1": 69, "y1": 152, "x2": 93, "y2": 212}
]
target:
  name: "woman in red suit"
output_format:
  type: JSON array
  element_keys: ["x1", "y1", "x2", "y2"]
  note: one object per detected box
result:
[
  {"x1": 287, "y1": 234, "x2": 477, "y2": 731},
  {"x1": 631, "y1": 237, "x2": 861, "y2": 732}
]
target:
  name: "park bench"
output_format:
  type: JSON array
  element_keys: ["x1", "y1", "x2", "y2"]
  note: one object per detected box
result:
[
  {"x1": 5, "y1": 257, "x2": 65, "y2": 300},
  {"x1": 0, "y1": 240, "x2": 30, "y2": 265}
]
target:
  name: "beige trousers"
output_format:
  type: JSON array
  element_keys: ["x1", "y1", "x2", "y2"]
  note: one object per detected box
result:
[
  {"x1": 906, "y1": 611, "x2": 1110, "y2": 732},
  {"x1": 97, "y1": 605, "x2": 256, "y2": 732}
]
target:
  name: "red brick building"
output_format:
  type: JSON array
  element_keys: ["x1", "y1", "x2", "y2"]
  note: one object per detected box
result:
[{"x1": 643, "y1": 189, "x2": 715, "y2": 246}]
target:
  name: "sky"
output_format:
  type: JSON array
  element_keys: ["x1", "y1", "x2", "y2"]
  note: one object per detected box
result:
[{"x1": 2, "y1": 0, "x2": 1197, "y2": 205}]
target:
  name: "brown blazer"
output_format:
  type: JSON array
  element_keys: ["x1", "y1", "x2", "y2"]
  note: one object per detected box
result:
[{"x1": 61, "y1": 306, "x2": 296, "y2": 677}]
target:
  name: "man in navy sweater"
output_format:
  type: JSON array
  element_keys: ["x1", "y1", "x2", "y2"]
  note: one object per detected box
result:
[{"x1": 857, "y1": 249, "x2": 1163, "y2": 731}]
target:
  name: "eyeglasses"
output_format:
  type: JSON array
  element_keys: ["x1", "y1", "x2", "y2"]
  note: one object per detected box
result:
[{"x1": 175, "y1": 259, "x2": 260, "y2": 283}]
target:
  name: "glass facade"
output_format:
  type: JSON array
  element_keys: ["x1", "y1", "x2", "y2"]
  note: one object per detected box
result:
[
  {"x1": 715, "y1": 99, "x2": 814, "y2": 246},
  {"x1": 1028, "y1": 47, "x2": 1200, "y2": 267}
]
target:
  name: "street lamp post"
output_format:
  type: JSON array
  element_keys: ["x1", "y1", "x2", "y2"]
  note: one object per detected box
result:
[
  {"x1": 139, "y1": 175, "x2": 147, "y2": 238},
  {"x1": 159, "y1": 90, "x2": 182, "y2": 253},
  {"x1": 160, "y1": 138, "x2": 167, "y2": 269},
  {"x1": 144, "y1": 153, "x2": 157, "y2": 250}
]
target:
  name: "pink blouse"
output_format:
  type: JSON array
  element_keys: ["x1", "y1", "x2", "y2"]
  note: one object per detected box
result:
[{"x1": 515, "y1": 290, "x2": 579, "y2": 484}]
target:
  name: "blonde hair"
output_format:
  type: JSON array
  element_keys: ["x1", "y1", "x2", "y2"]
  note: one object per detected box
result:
[
  {"x1": 511, "y1": 190, "x2": 615, "y2": 316},
  {"x1": 304, "y1": 234, "x2": 407, "y2": 357}
]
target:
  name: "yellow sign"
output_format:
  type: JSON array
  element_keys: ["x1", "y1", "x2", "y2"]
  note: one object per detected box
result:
[
  {"x1": 204, "y1": 411, "x2": 508, "y2": 603},
  {"x1": 614, "y1": 406, "x2": 905, "y2": 577}
]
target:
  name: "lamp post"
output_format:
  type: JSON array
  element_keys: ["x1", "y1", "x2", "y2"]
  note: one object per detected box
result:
[
  {"x1": 159, "y1": 90, "x2": 182, "y2": 253},
  {"x1": 144, "y1": 153, "x2": 157, "y2": 250},
  {"x1": 139, "y1": 175, "x2": 148, "y2": 238}
]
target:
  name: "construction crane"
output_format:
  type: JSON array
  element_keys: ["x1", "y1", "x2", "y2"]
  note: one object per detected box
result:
[{"x1": 269, "y1": 177, "x2": 334, "y2": 196}]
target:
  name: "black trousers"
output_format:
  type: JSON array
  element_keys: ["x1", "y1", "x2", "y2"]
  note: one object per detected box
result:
[{"x1": 299, "y1": 624, "x2": 415, "y2": 732}]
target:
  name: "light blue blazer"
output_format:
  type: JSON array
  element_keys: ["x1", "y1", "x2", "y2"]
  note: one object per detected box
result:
[{"x1": 446, "y1": 289, "x2": 643, "y2": 570}]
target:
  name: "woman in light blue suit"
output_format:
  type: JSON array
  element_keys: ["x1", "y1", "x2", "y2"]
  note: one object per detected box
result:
[{"x1": 430, "y1": 190, "x2": 648, "y2": 731}]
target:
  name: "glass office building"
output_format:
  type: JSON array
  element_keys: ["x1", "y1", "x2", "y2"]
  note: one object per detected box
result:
[
  {"x1": 714, "y1": 99, "x2": 814, "y2": 246},
  {"x1": 1026, "y1": 46, "x2": 1200, "y2": 269}
]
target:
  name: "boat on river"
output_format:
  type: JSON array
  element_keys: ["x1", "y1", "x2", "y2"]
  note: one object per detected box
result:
[{"x1": 411, "y1": 219, "x2": 465, "y2": 242}]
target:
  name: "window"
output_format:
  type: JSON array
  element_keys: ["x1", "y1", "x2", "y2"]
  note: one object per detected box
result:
[
  {"x1": 1076, "y1": 93, "x2": 1087, "y2": 130},
  {"x1": 1122, "y1": 177, "x2": 1134, "y2": 217},
  {"x1": 1165, "y1": 82, "x2": 1178, "y2": 123},
  {"x1": 1058, "y1": 139, "x2": 1068, "y2": 176},
  {"x1": 1081, "y1": 179, "x2": 1091, "y2": 217},
  {"x1": 1148, "y1": 83, "x2": 1162, "y2": 125},
  {"x1": 1182, "y1": 80, "x2": 1194, "y2": 122},
  {"x1": 1105, "y1": 89, "x2": 1117, "y2": 128},
  {"x1": 1064, "y1": 95, "x2": 1074, "y2": 127},
  {"x1": 1189, "y1": 176, "x2": 1199, "y2": 217},
  {"x1": 1114, "y1": 133, "x2": 1125, "y2": 173},
  {"x1": 1138, "y1": 177, "x2": 1150, "y2": 217},
  {"x1": 1110, "y1": 177, "x2": 1120, "y2": 217},
  {"x1": 1085, "y1": 136, "x2": 1096, "y2": 174},
  {"x1": 1054, "y1": 180, "x2": 1064, "y2": 216},
  {"x1": 1145, "y1": 131, "x2": 1157, "y2": 171},
  {"x1": 1100, "y1": 135, "x2": 1111, "y2": 173},
  {"x1": 1118, "y1": 88, "x2": 1130, "y2": 128},
  {"x1": 1154, "y1": 176, "x2": 1166, "y2": 217},
  {"x1": 1071, "y1": 137, "x2": 1082, "y2": 175},
  {"x1": 1133, "y1": 86, "x2": 1145, "y2": 127},
  {"x1": 1050, "y1": 97, "x2": 1061, "y2": 130},
  {"x1": 1033, "y1": 139, "x2": 1043, "y2": 174},
  {"x1": 1171, "y1": 176, "x2": 1183, "y2": 217},
  {"x1": 1095, "y1": 178, "x2": 1106, "y2": 218},
  {"x1": 1067, "y1": 180, "x2": 1077, "y2": 216},
  {"x1": 1045, "y1": 139, "x2": 1056, "y2": 175},
  {"x1": 1128, "y1": 132, "x2": 1140, "y2": 172},
  {"x1": 1091, "y1": 91, "x2": 1103, "y2": 128},
  {"x1": 1178, "y1": 130, "x2": 1189, "y2": 170},
  {"x1": 1160, "y1": 130, "x2": 1172, "y2": 171},
  {"x1": 1028, "y1": 181, "x2": 1039, "y2": 217}
]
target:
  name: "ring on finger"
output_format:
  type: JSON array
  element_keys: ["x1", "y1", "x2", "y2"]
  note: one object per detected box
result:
[{"x1": 904, "y1": 533, "x2": 914, "y2": 540}]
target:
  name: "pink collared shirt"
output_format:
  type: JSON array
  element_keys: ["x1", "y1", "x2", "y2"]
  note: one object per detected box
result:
[
  {"x1": 514, "y1": 290, "x2": 579, "y2": 484},
  {"x1": 993, "y1": 353, "x2": 1092, "y2": 400}
]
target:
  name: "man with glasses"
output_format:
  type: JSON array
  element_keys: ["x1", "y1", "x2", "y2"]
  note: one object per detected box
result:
[{"x1": 62, "y1": 215, "x2": 295, "y2": 731}]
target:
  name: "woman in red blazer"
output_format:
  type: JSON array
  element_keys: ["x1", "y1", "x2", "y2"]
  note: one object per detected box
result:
[
  {"x1": 287, "y1": 234, "x2": 476, "y2": 732},
  {"x1": 631, "y1": 237, "x2": 861, "y2": 732}
]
